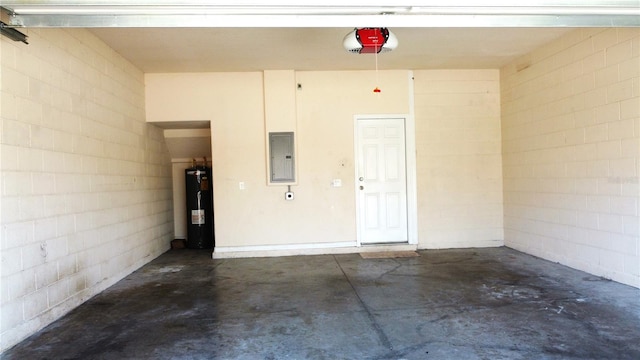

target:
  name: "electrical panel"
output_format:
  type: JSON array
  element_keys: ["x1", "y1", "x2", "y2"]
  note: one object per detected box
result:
[{"x1": 269, "y1": 132, "x2": 295, "y2": 183}]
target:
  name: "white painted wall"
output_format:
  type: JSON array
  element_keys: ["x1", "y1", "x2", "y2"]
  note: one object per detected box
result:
[
  {"x1": 0, "y1": 29, "x2": 173, "y2": 351},
  {"x1": 414, "y1": 70, "x2": 504, "y2": 248},
  {"x1": 501, "y1": 28, "x2": 640, "y2": 288}
]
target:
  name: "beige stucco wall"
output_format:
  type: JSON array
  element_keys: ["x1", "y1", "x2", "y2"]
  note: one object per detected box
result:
[
  {"x1": 147, "y1": 70, "x2": 410, "y2": 248},
  {"x1": 146, "y1": 69, "x2": 505, "y2": 250}
]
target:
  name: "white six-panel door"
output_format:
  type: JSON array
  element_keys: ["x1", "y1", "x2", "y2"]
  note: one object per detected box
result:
[{"x1": 356, "y1": 118, "x2": 408, "y2": 244}]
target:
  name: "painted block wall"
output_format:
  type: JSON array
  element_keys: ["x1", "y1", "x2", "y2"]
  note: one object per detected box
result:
[
  {"x1": 501, "y1": 28, "x2": 640, "y2": 288},
  {"x1": 0, "y1": 29, "x2": 174, "y2": 351},
  {"x1": 414, "y1": 70, "x2": 504, "y2": 249}
]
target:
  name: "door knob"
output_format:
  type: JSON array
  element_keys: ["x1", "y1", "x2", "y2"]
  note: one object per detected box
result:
[{"x1": 359, "y1": 185, "x2": 364, "y2": 190}]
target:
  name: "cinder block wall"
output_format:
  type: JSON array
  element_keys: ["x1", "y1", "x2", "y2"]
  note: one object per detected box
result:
[
  {"x1": 414, "y1": 70, "x2": 504, "y2": 249},
  {"x1": 0, "y1": 29, "x2": 174, "y2": 351},
  {"x1": 501, "y1": 28, "x2": 640, "y2": 287}
]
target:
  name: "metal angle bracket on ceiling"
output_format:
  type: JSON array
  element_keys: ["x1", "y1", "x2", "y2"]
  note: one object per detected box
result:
[
  {"x1": 0, "y1": 7, "x2": 28, "y2": 43},
  {"x1": 0, "y1": 22, "x2": 28, "y2": 44}
]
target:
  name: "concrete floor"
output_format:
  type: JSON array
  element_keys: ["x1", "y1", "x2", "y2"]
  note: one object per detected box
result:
[{"x1": 3, "y1": 247, "x2": 640, "y2": 360}]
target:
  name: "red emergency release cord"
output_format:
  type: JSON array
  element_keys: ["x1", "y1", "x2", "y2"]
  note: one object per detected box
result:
[{"x1": 374, "y1": 43, "x2": 381, "y2": 93}]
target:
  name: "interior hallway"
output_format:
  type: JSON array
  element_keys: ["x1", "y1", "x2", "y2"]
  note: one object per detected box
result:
[{"x1": 3, "y1": 247, "x2": 640, "y2": 360}]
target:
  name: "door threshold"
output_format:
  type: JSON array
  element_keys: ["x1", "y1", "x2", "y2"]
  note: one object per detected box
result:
[
  {"x1": 361, "y1": 241, "x2": 410, "y2": 246},
  {"x1": 359, "y1": 243, "x2": 417, "y2": 253}
]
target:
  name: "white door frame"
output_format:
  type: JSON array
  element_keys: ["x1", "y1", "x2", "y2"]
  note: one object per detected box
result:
[{"x1": 354, "y1": 113, "x2": 418, "y2": 246}]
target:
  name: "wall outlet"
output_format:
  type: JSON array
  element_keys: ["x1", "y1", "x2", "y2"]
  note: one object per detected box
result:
[{"x1": 285, "y1": 191, "x2": 294, "y2": 200}]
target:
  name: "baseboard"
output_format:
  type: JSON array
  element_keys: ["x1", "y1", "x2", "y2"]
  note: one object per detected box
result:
[{"x1": 211, "y1": 242, "x2": 418, "y2": 259}]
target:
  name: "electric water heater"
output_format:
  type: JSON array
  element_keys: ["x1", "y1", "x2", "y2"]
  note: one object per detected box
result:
[{"x1": 185, "y1": 166, "x2": 214, "y2": 249}]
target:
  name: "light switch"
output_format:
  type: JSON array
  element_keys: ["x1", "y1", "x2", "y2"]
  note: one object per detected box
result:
[
  {"x1": 331, "y1": 179, "x2": 342, "y2": 187},
  {"x1": 239, "y1": 182, "x2": 245, "y2": 190}
]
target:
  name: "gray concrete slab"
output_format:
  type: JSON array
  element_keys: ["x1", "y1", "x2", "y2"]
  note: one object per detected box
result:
[{"x1": 3, "y1": 247, "x2": 639, "y2": 359}]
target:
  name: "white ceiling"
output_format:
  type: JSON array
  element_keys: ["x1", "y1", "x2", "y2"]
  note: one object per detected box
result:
[
  {"x1": 87, "y1": 26, "x2": 572, "y2": 159},
  {"x1": 88, "y1": 27, "x2": 573, "y2": 73}
]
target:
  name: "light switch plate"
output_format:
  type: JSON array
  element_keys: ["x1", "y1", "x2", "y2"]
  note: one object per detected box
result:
[
  {"x1": 331, "y1": 179, "x2": 342, "y2": 187},
  {"x1": 239, "y1": 182, "x2": 245, "y2": 190}
]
